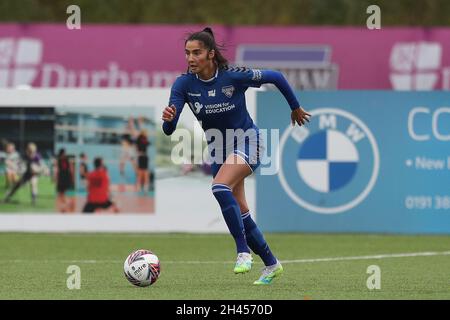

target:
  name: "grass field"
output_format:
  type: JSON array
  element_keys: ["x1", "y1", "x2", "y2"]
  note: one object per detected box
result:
[
  {"x1": 0, "y1": 175, "x2": 55, "y2": 213},
  {"x1": 0, "y1": 233, "x2": 449, "y2": 300}
]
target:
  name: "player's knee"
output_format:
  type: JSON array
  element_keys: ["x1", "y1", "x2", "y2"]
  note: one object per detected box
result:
[
  {"x1": 211, "y1": 183, "x2": 232, "y2": 198},
  {"x1": 212, "y1": 175, "x2": 239, "y2": 189}
]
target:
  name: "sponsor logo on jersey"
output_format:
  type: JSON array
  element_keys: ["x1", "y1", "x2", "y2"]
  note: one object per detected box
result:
[{"x1": 188, "y1": 101, "x2": 203, "y2": 114}]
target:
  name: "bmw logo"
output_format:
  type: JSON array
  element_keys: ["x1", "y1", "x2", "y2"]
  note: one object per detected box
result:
[{"x1": 278, "y1": 108, "x2": 380, "y2": 214}]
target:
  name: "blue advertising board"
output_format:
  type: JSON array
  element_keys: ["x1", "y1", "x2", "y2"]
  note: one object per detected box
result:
[{"x1": 256, "y1": 91, "x2": 450, "y2": 234}]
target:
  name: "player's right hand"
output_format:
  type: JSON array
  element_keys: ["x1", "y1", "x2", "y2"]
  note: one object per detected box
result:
[
  {"x1": 162, "y1": 105, "x2": 176, "y2": 122},
  {"x1": 291, "y1": 106, "x2": 311, "y2": 127}
]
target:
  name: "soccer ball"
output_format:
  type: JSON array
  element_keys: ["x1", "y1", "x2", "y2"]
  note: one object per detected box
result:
[{"x1": 123, "y1": 249, "x2": 161, "y2": 287}]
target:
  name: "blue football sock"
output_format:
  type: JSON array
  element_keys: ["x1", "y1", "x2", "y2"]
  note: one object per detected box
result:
[
  {"x1": 212, "y1": 184, "x2": 249, "y2": 254},
  {"x1": 242, "y1": 211, "x2": 277, "y2": 266}
]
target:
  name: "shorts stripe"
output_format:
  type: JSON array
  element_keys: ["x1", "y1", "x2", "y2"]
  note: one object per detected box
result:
[{"x1": 233, "y1": 152, "x2": 253, "y2": 173}]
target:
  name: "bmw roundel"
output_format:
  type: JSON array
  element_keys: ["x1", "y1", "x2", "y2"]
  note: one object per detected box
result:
[{"x1": 278, "y1": 108, "x2": 380, "y2": 214}]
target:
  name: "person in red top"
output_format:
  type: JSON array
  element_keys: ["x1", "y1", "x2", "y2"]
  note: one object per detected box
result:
[{"x1": 82, "y1": 157, "x2": 119, "y2": 213}]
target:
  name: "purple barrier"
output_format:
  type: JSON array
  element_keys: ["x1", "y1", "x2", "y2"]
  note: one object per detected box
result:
[{"x1": 0, "y1": 24, "x2": 449, "y2": 90}]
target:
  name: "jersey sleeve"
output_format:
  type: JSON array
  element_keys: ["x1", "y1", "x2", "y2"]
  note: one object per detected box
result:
[
  {"x1": 231, "y1": 68, "x2": 264, "y2": 88},
  {"x1": 162, "y1": 75, "x2": 188, "y2": 136},
  {"x1": 233, "y1": 68, "x2": 301, "y2": 111}
]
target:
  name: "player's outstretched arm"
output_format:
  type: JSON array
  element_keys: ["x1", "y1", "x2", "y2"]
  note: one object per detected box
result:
[{"x1": 260, "y1": 70, "x2": 311, "y2": 126}]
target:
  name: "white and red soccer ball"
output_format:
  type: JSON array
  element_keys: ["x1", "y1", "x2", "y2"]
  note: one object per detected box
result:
[{"x1": 123, "y1": 249, "x2": 161, "y2": 287}]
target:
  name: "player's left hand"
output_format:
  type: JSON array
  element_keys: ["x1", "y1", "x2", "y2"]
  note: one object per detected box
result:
[{"x1": 291, "y1": 107, "x2": 311, "y2": 127}]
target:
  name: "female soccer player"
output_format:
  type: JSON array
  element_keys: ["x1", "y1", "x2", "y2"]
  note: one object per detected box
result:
[
  {"x1": 162, "y1": 27, "x2": 310, "y2": 285},
  {"x1": 3, "y1": 143, "x2": 44, "y2": 205},
  {"x1": 4, "y1": 142, "x2": 21, "y2": 189}
]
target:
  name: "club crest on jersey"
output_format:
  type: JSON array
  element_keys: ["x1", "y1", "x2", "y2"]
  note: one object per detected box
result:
[{"x1": 222, "y1": 85, "x2": 235, "y2": 98}]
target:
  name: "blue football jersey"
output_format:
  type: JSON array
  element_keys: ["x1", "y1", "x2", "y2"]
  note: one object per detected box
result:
[{"x1": 163, "y1": 67, "x2": 300, "y2": 148}]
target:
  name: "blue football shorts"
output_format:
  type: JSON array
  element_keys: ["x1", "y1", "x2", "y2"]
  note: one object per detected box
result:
[{"x1": 210, "y1": 130, "x2": 264, "y2": 178}]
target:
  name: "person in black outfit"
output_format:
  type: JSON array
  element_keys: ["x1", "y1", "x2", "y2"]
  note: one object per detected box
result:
[
  {"x1": 55, "y1": 148, "x2": 75, "y2": 213},
  {"x1": 129, "y1": 116, "x2": 151, "y2": 193},
  {"x1": 135, "y1": 128, "x2": 150, "y2": 192}
]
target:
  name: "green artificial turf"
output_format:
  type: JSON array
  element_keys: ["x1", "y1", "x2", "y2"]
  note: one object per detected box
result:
[{"x1": 0, "y1": 233, "x2": 449, "y2": 300}]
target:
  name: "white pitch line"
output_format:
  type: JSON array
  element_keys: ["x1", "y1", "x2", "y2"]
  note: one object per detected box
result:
[
  {"x1": 280, "y1": 251, "x2": 450, "y2": 263},
  {"x1": 1, "y1": 251, "x2": 450, "y2": 265}
]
